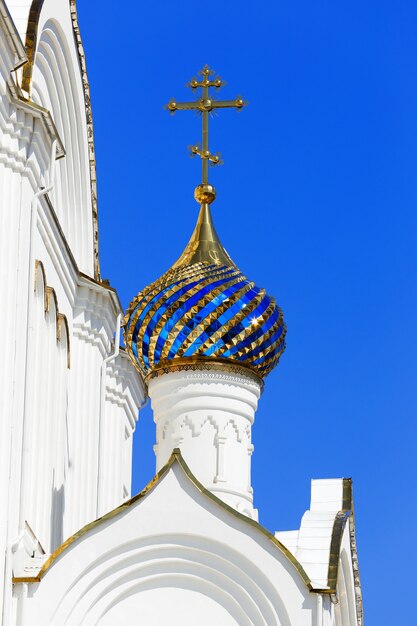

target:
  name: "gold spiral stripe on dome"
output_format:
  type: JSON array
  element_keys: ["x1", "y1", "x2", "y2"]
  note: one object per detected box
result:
[
  {"x1": 239, "y1": 303, "x2": 282, "y2": 358},
  {"x1": 214, "y1": 299, "x2": 277, "y2": 358},
  {"x1": 125, "y1": 263, "x2": 229, "y2": 347},
  {"x1": 146, "y1": 268, "x2": 242, "y2": 367},
  {"x1": 255, "y1": 335, "x2": 285, "y2": 371},
  {"x1": 131, "y1": 264, "x2": 234, "y2": 335},
  {"x1": 171, "y1": 280, "x2": 257, "y2": 360},
  {"x1": 194, "y1": 288, "x2": 267, "y2": 356},
  {"x1": 230, "y1": 306, "x2": 285, "y2": 358},
  {"x1": 240, "y1": 308, "x2": 285, "y2": 359},
  {"x1": 194, "y1": 289, "x2": 267, "y2": 356},
  {"x1": 125, "y1": 266, "x2": 231, "y2": 373},
  {"x1": 124, "y1": 265, "x2": 204, "y2": 332},
  {"x1": 242, "y1": 319, "x2": 285, "y2": 365},
  {"x1": 259, "y1": 349, "x2": 284, "y2": 376},
  {"x1": 125, "y1": 261, "x2": 213, "y2": 326},
  {"x1": 159, "y1": 274, "x2": 251, "y2": 361},
  {"x1": 135, "y1": 267, "x2": 240, "y2": 369}
]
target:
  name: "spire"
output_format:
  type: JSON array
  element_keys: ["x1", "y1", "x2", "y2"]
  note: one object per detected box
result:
[
  {"x1": 165, "y1": 65, "x2": 247, "y2": 269},
  {"x1": 172, "y1": 201, "x2": 235, "y2": 269}
]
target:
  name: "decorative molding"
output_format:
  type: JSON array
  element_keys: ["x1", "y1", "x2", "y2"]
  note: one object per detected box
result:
[
  {"x1": 159, "y1": 413, "x2": 250, "y2": 446},
  {"x1": 21, "y1": 0, "x2": 45, "y2": 94},
  {"x1": 69, "y1": 0, "x2": 100, "y2": 280},
  {"x1": 348, "y1": 488, "x2": 364, "y2": 626},
  {"x1": 147, "y1": 360, "x2": 263, "y2": 391},
  {"x1": 7, "y1": 71, "x2": 65, "y2": 158},
  {"x1": 178, "y1": 414, "x2": 217, "y2": 439}
]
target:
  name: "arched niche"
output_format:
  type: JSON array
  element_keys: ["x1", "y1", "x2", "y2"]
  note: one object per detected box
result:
[{"x1": 48, "y1": 535, "x2": 293, "y2": 626}]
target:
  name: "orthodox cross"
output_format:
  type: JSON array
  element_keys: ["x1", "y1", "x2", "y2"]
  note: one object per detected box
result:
[{"x1": 165, "y1": 65, "x2": 247, "y2": 188}]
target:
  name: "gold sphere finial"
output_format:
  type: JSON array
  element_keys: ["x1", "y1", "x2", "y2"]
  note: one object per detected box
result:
[{"x1": 194, "y1": 183, "x2": 216, "y2": 204}]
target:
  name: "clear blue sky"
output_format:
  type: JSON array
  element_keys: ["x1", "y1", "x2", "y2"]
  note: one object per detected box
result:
[{"x1": 77, "y1": 1, "x2": 417, "y2": 623}]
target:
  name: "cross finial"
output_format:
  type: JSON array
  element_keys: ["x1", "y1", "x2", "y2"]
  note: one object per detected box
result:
[{"x1": 164, "y1": 65, "x2": 247, "y2": 204}]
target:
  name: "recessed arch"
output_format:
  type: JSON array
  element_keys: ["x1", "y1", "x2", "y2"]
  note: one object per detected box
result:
[
  {"x1": 34, "y1": 260, "x2": 70, "y2": 363},
  {"x1": 45, "y1": 285, "x2": 58, "y2": 315},
  {"x1": 21, "y1": 0, "x2": 100, "y2": 276},
  {"x1": 49, "y1": 535, "x2": 291, "y2": 626},
  {"x1": 57, "y1": 312, "x2": 70, "y2": 368},
  {"x1": 95, "y1": 573, "x2": 253, "y2": 626},
  {"x1": 34, "y1": 259, "x2": 47, "y2": 307}
]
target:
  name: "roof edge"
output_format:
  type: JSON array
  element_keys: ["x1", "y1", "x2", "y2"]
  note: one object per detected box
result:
[
  {"x1": 13, "y1": 448, "x2": 313, "y2": 592},
  {"x1": 347, "y1": 483, "x2": 364, "y2": 625},
  {"x1": 325, "y1": 477, "x2": 352, "y2": 590},
  {"x1": 324, "y1": 477, "x2": 363, "y2": 624},
  {"x1": 69, "y1": 0, "x2": 100, "y2": 279}
]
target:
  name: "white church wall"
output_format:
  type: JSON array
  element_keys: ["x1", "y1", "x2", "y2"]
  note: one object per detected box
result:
[
  {"x1": 0, "y1": 16, "x2": 48, "y2": 611},
  {"x1": 7, "y1": 142, "x2": 141, "y2": 552},
  {"x1": 22, "y1": 261, "x2": 70, "y2": 554},
  {"x1": 100, "y1": 587, "x2": 241, "y2": 626},
  {"x1": 64, "y1": 279, "x2": 145, "y2": 537},
  {"x1": 98, "y1": 349, "x2": 144, "y2": 513},
  {"x1": 3, "y1": 1, "x2": 32, "y2": 44},
  {"x1": 0, "y1": 4, "x2": 143, "y2": 621}
]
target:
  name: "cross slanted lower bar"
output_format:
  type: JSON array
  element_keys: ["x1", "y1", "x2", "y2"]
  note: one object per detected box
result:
[{"x1": 165, "y1": 65, "x2": 247, "y2": 185}]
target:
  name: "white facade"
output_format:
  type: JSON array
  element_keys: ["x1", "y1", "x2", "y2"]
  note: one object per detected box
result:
[
  {"x1": 0, "y1": 2, "x2": 363, "y2": 624},
  {"x1": 0, "y1": 1, "x2": 144, "y2": 623}
]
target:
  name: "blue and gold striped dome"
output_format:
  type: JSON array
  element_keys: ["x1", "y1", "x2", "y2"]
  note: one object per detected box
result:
[{"x1": 124, "y1": 201, "x2": 286, "y2": 381}]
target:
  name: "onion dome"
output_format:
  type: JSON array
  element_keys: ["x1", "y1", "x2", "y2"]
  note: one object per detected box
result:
[{"x1": 124, "y1": 186, "x2": 286, "y2": 383}]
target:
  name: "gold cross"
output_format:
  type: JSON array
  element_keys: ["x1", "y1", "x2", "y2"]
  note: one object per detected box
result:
[{"x1": 165, "y1": 65, "x2": 247, "y2": 188}]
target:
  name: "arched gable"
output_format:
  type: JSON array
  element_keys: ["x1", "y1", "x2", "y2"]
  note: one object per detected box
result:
[{"x1": 16, "y1": 451, "x2": 316, "y2": 625}]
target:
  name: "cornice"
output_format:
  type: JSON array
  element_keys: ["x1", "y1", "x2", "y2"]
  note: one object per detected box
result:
[{"x1": 146, "y1": 358, "x2": 264, "y2": 392}]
